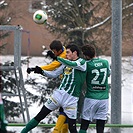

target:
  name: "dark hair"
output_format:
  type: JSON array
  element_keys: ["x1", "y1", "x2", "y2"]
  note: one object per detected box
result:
[
  {"x1": 81, "y1": 44, "x2": 96, "y2": 58},
  {"x1": 66, "y1": 43, "x2": 80, "y2": 56},
  {"x1": 50, "y1": 40, "x2": 63, "y2": 52}
]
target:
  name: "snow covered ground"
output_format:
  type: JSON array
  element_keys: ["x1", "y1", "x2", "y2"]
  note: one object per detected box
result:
[{"x1": 1, "y1": 55, "x2": 133, "y2": 133}]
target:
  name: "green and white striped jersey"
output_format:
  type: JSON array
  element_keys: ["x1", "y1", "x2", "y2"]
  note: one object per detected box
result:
[
  {"x1": 57, "y1": 57, "x2": 87, "y2": 97},
  {"x1": 43, "y1": 57, "x2": 87, "y2": 97},
  {"x1": 85, "y1": 58, "x2": 110, "y2": 100}
]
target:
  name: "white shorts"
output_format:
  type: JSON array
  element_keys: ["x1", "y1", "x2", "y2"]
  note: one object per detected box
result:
[
  {"x1": 45, "y1": 89, "x2": 79, "y2": 119},
  {"x1": 81, "y1": 98, "x2": 109, "y2": 121}
]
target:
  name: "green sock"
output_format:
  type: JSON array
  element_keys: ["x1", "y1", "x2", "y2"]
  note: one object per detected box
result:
[
  {"x1": 0, "y1": 104, "x2": 8, "y2": 131},
  {"x1": 78, "y1": 129, "x2": 87, "y2": 133},
  {"x1": 21, "y1": 118, "x2": 39, "y2": 133}
]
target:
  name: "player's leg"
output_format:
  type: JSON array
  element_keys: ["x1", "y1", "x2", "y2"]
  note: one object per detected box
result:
[
  {"x1": 21, "y1": 85, "x2": 62, "y2": 133},
  {"x1": 62, "y1": 93, "x2": 79, "y2": 133},
  {"x1": 59, "y1": 107, "x2": 68, "y2": 133},
  {"x1": 95, "y1": 99, "x2": 108, "y2": 133},
  {"x1": 21, "y1": 105, "x2": 51, "y2": 133},
  {"x1": 78, "y1": 119, "x2": 90, "y2": 133},
  {"x1": 52, "y1": 110, "x2": 69, "y2": 133},
  {"x1": 0, "y1": 104, "x2": 8, "y2": 133},
  {"x1": 67, "y1": 117, "x2": 77, "y2": 133},
  {"x1": 61, "y1": 123, "x2": 68, "y2": 133},
  {"x1": 52, "y1": 112, "x2": 67, "y2": 133},
  {"x1": 0, "y1": 93, "x2": 8, "y2": 133},
  {"x1": 78, "y1": 98, "x2": 92, "y2": 133},
  {"x1": 96, "y1": 119, "x2": 105, "y2": 133},
  {"x1": 52, "y1": 107, "x2": 68, "y2": 133},
  {"x1": 63, "y1": 101, "x2": 78, "y2": 133},
  {"x1": 61, "y1": 117, "x2": 68, "y2": 133}
]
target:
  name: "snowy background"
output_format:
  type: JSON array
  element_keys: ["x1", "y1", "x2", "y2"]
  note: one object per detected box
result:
[{"x1": 1, "y1": 55, "x2": 133, "y2": 133}]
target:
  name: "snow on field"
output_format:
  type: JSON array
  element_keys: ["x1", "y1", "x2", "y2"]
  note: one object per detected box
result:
[{"x1": 1, "y1": 55, "x2": 133, "y2": 133}]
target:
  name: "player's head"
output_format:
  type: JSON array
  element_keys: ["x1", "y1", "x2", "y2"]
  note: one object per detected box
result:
[
  {"x1": 66, "y1": 43, "x2": 80, "y2": 60},
  {"x1": 81, "y1": 44, "x2": 96, "y2": 60},
  {"x1": 49, "y1": 40, "x2": 63, "y2": 56}
]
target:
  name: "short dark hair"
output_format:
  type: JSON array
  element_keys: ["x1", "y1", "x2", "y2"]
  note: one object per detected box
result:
[
  {"x1": 66, "y1": 43, "x2": 80, "y2": 56},
  {"x1": 81, "y1": 44, "x2": 96, "y2": 58},
  {"x1": 50, "y1": 40, "x2": 63, "y2": 52}
]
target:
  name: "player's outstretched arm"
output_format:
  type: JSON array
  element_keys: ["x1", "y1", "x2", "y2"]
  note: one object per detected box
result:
[
  {"x1": 42, "y1": 65, "x2": 64, "y2": 78},
  {"x1": 57, "y1": 57, "x2": 87, "y2": 71}
]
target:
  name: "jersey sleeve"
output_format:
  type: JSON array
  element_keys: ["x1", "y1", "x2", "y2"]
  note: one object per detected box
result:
[
  {"x1": 42, "y1": 65, "x2": 65, "y2": 78},
  {"x1": 57, "y1": 57, "x2": 86, "y2": 71},
  {"x1": 40, "y1": 60, "x2": 61, "y2": 71}
]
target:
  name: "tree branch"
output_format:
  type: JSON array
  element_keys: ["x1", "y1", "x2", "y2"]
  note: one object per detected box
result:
[{"x1": 68, "y1": 2, "x2": 133, "y2": 33}]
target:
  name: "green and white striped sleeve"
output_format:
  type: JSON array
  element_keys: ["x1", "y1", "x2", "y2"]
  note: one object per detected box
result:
[{"x1": 57, "y1": 57, "x2": 86, "y2": 71}]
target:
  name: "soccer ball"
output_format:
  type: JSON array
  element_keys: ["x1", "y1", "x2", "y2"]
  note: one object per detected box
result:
[{"x1": 33, "y1": 10, "x2": 48, "y2": 24}]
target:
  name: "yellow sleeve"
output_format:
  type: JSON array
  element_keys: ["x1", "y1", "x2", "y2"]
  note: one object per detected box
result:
[
  {"x1": 40, "y1": 47, "x2": 66, "y2": 71},
  {"x1": 41, "y1": 60, "x2": 61, "y2": 71}
]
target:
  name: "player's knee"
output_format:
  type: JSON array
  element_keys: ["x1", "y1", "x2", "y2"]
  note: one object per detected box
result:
[{"x1": 34, "y1": 105, "x2": 51, "y2": 121}]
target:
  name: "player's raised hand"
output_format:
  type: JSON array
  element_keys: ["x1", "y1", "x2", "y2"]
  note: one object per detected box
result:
[
  {"x1": 46, "y1": 50, "x2": 57, "y2": 60},
  {"x1": 46, "y1": 50, "x2": 54, "y2": 57}
]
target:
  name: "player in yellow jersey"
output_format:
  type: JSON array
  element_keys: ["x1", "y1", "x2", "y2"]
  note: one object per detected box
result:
[
  {"x1": 40, "y1": 40, "x2": 66, "y2": 71},
  {"x1": 27, "y1": 40, "x2": 68, "y2": 133}
]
